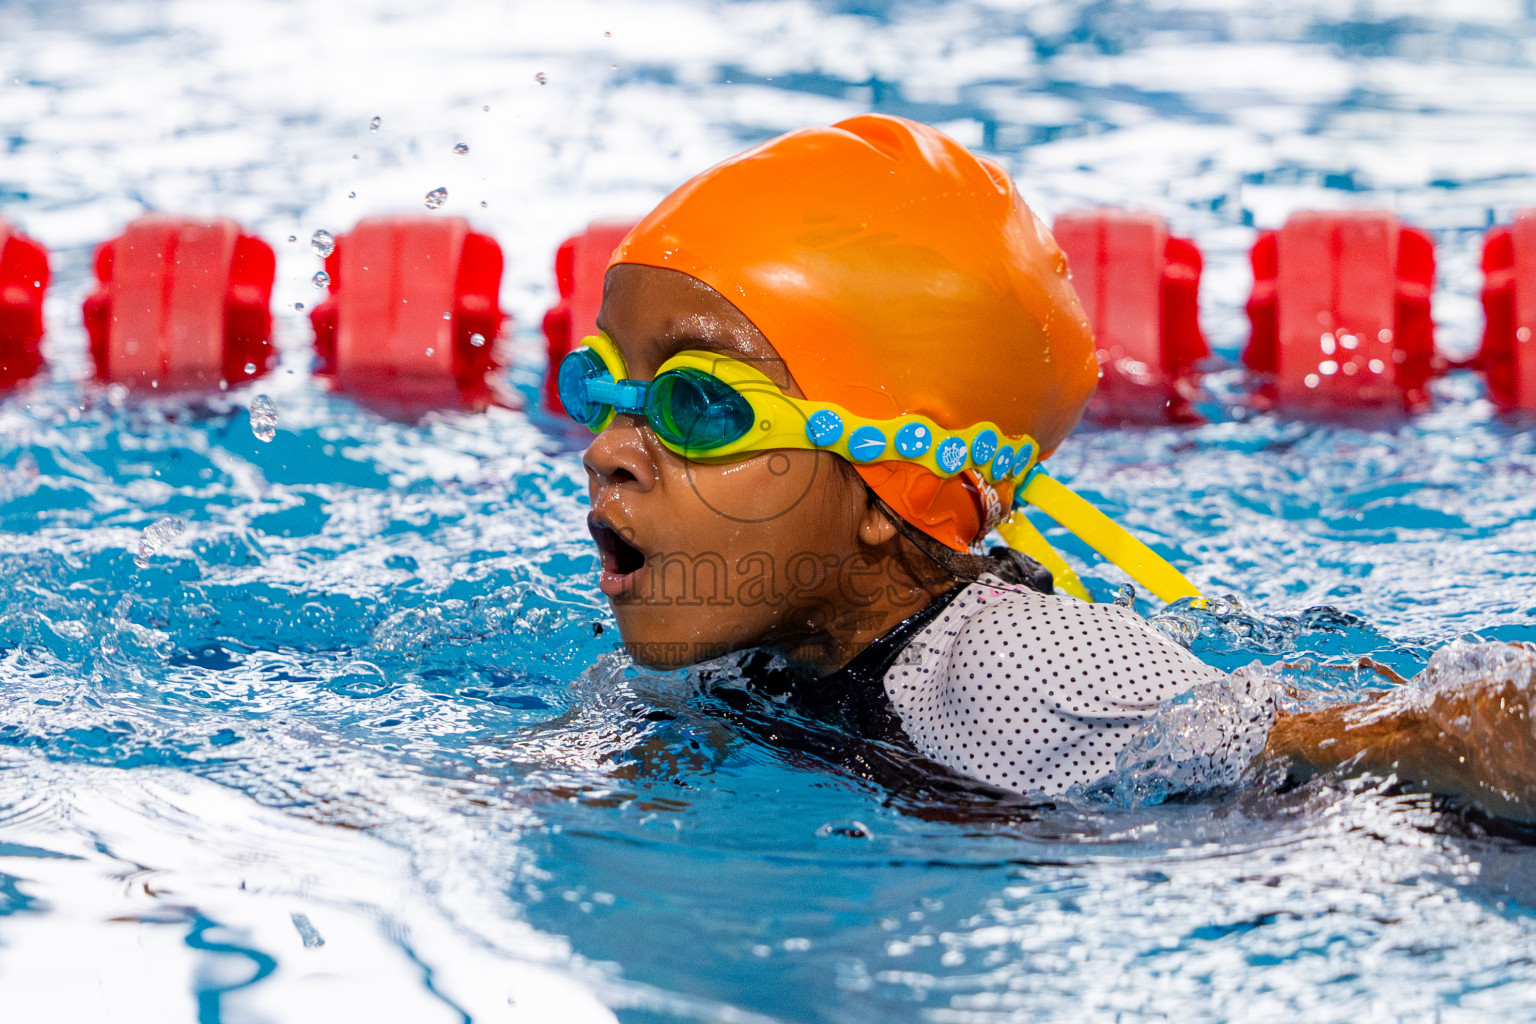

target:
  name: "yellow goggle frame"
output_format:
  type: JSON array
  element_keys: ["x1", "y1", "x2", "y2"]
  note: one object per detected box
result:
[
  {"x1": 571, "y1": 333, "x2": 1040, "y2": 483},
  {"x1": 566, "y1": 333, "x2": 1203, "y2": 606}
]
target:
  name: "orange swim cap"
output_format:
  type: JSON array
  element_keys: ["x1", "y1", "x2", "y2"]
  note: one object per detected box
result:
[{"x1": 611, "y1": 114, "x2": 1098, "y2": 551}]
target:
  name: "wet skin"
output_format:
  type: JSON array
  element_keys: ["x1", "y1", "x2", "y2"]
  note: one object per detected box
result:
[
  {"x1": 583, "y1": 264, "x2": 949, "y2": 674},
  {"x1": 581, "y1": 272, "x2": 1536, "y2": 824}
]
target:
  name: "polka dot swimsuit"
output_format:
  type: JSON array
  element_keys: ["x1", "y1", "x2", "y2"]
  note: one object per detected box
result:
[{"x1": 884, "y1": 575, "x2": 1224, "y2": 795}]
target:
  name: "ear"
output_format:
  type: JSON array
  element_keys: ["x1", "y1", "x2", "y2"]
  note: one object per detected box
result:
[{"x1": 857, "y1": 499, "x2": 900, "y2": 548}]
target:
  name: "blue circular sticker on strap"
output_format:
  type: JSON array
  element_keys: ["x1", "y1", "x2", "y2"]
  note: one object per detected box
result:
[
  {"x1": 1011, "y1": 441, "x2": 1036, "y2": 477},
  {"x1": 846, "y1": 425, "x2": 888, "y2": 462},
  {"x1": 805, "y1": 409, "x2": 844, "y2": 447},
  {"x1": 991, "y1": 445, "x2": 1014, "y2": 483},
  {"x1": 935, "y1": 436, "x2": 969, "y2": 474},
  {"x1": 893, "y1": 421, "x2": 932, "y2": 458},
  {"x1": 970, "y1": 429, "x2": 998, "y2": 467}
]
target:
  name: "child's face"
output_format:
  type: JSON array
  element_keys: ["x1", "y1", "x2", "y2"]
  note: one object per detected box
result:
[{"x1": 584, "y1": 264, "x2": 906, "y2": 671}]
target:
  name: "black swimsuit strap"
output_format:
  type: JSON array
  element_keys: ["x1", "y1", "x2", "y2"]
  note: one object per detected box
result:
[{"x1": 778, "y1": 585, "x2": 964, "y2": 744}]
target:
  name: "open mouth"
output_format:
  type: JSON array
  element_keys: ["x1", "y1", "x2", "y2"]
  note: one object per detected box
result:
[{"x1": 588, "y1": 514, "x2": 647, "y2": 583}]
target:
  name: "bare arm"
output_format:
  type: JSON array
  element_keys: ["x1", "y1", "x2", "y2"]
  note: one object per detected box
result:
[{"x1": 1263, "y1": 648, "x2": 1536, "y2": 822}]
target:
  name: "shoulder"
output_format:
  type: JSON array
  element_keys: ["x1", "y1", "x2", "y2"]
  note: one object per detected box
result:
[
  {"x1": 881, "y1": 578, "x2": 1222, "y2": 794},
  {"x1": 946, "y1": 581, "x2": 1218, "y2": 695}
]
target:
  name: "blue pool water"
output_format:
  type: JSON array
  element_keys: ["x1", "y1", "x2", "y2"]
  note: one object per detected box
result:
[{"x1": 3, "y1": 0, "x2": 1536, "y2": 1020}]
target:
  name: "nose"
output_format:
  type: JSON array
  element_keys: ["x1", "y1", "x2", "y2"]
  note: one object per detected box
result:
[{"x1": 582, "y1": 415, "x2": 659, "y2": 494}]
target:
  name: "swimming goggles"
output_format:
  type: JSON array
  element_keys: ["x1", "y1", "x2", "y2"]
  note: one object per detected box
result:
[
  {"x1": 558, "y1": 333, "x2": 1038, "y2": 482},
  {"x1": 560, "y1": 333, "x2": 1202, "y2": 606}
]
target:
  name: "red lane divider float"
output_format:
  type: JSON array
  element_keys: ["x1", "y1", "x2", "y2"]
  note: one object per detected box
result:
[
  {"x1": 0, "y1": 218, "x2": 48, "y2": 387},
  {"x1": 542, "y1": 220, "x2": 637, "y2": 415},
  {"x1": 14, "y1": 205, "x2": 1536, "y2": 419},
  {"x1": 83, "y1": 215, "x2": 275, "y2": 390},
  {"x1": 1479, "y1": 208, "x2": 1536, "y2": 414},
  {"x1": 1244, "y1": 210, "x2": 1436, "y2": 412},
  {"x1": 309, "y1": 215, "x2": 510, "y2": 410},
  {"x1": 1053, "y1": 209, "x2": 1209, "y2": 423}
]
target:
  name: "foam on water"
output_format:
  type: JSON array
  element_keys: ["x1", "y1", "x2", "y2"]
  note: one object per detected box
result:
[{"x1": 0, "y1": 755, "x2": 612, "y2": 1023}]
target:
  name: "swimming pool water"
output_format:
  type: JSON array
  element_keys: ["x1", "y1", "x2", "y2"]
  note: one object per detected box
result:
[{"x1": 3, "y1": 0, "x2": 1536, "y2": 1020}]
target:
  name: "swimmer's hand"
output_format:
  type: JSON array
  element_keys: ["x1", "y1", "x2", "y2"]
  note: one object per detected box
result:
[{"x1": 1264, "y1": 643, "x2": 1536, "y2": 823}]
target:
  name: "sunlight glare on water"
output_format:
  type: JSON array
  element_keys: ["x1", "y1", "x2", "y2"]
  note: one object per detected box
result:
[{"x1": 2, "y1": 0, "x2": 1536, "y2": 1021}]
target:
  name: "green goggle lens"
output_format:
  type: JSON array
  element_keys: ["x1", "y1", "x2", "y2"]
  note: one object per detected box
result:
[{"x1": 645, "y1": 367, "x2": 756, "y2": 452}]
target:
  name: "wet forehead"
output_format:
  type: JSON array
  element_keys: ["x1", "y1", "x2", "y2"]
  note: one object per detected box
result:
[{"x1": 596, "y1": 264, "x2": 795, "y2": 391}]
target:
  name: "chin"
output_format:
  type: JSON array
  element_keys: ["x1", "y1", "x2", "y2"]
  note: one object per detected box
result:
[
  {"x1": 621, "y1": 642, "x2": 693, "y2": 671},
  {"x1": 612, "y1": 607, "x2": 742, "y2": 670}
]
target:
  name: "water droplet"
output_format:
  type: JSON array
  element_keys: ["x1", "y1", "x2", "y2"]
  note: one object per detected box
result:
[
  {"x1": 469, "y1": 332, "x2": 485, "y2": 348},
  {"x1": 441, "y1": 310, "x2": 451, "y2": 320},
  {"x1": 287, "y1": 235, "x2": 297, "y2": 243},
  {"x1": 290, "y1": 912, "x2": 325, "y2": 948},
  {"x1": 250, "y1": 394, "x2": 277, "y2": 442},
  {"x1": 610, "y1": 63, "x2": 618, "y2": 71},
  {"x1": 424, "y1": 347, "x2": 435, "y2": 357},
  {"x1": 1304, "y1": 373, "x2": 1321, "y2": 389},
  {"x1": 107, "y1": 383, "x2": 128, "y2": 407},
  {"x1": 604, "y1": 30, "x2": 611, "y2": 36},
  {"x1": 135, "y1": 517, "x2": 185, "y2": 568},
  {"x1": 369, "y1": 116, "x2": 381, "y2": 132},
  {"x1": 294, "y1": 301, "x2": 305, "y2": 311},
  {"x1": 424, "y1": 187, "x2": 448, "y2": 209},
  {"x1": 348, "y1": 191, "x2": 356, "y2": 199},
  {"x1": 312, "y1": 270, "x2": 331, "y2": 289},
  {"x1": 1113, "y1": 584, "x2": 1137, "y2": 608},
  {"x1": 453, "y1": 142, "x2": 469, "y2": 155},
  {"x1": 482, "y1": 104, "x2": 490, "y2": 111},
  {"x1": 479, "y1": 200, "x2": 487, "y2": 208},
  {"x1": 311, "y1": 229, "x2": 335, "y2": 257},
  {"x1": 243, "y1": 361, "x2": 257, "y2": 375},
  {"x1": 535, "y1": 72, "x2": 547, "y2": 84}
]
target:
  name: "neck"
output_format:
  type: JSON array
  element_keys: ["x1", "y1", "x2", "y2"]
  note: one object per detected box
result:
[{"x1": 769, "y1": 575, "x2": 958, "y2": 675}]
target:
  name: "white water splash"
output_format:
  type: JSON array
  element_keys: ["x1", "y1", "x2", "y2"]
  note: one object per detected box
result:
[
  {"x1": 134, "y1": 517, "x2": 185, "y2": 569},
  {"x1": 250, "y1": 393, "x2": 278, "y2": 442}
]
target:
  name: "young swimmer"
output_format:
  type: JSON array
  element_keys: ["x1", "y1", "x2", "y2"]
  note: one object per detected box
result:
[{"x1": 565, "y1": 114, "x2": 1536, "y2": 817}]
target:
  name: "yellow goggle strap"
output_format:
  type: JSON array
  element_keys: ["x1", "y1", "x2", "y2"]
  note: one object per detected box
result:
[
  {"x1": 995, "y1": 510, "x2": 1093, "y2": 603},
  {"x1": 1012, "y1": 470, "x2": 1203, "y2": 605}
]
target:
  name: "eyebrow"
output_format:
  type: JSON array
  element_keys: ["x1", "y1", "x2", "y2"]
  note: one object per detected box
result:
[
  {"x1": 592, "y1": 317, "x2": 742, "y2": 356},
  {"x1": 594, "y1": 303, "x2": 793, "y2": 388},
  {"x1": 603, "y1": 323, "x2": 780, "y2": 378},
  {"x1": 661, "y1": 332, "x2": 799, "y2": 387},
  {"x1": 653, "y1": 331, "x2": 748, "y2": 359}
]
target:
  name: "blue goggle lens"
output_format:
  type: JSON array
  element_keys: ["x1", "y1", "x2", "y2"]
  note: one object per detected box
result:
[
  {"x1": 557, "y1": 347, "x2": 613, "y2": 427},
  {"x1": 645, "y1": 367, "x2": 755, "y2": 452}
]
